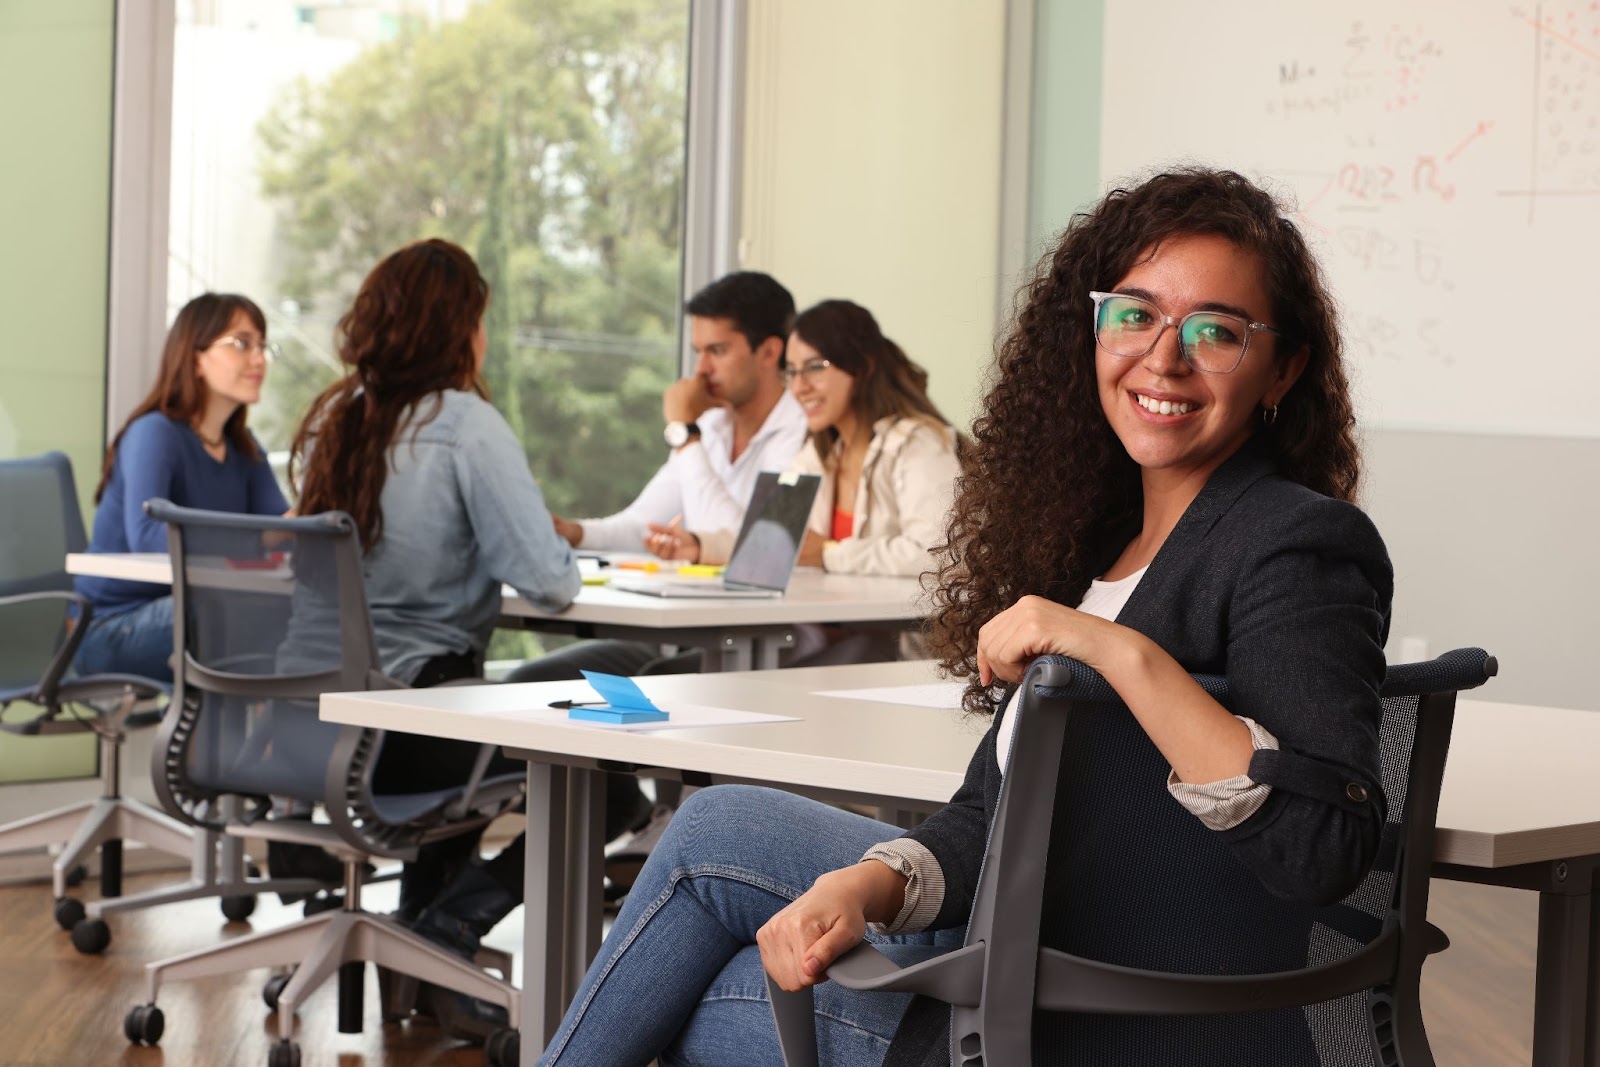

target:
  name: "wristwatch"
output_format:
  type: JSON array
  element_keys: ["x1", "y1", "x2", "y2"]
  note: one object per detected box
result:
[{"x1": 663, "y1": 421, "x2": 701, "y2": 448}]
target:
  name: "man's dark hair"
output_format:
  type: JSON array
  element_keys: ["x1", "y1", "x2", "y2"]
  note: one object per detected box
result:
[{"x1": 685, "y1": 271, "x2": 795, "y2": 349}]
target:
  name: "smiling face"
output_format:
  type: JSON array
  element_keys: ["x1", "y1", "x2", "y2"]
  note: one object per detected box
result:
[
  {"x1": 786, "y1": 334, "x2": 858, "y2": 437},
  {"x1": 195, "y1": 309, "x2": 269, "y2": 409},
  {"x1": 1096, "y1": 232, "x2": 1306, "y2": 489}
]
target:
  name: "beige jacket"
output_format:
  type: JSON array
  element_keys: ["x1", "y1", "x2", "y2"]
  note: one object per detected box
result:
[{"x1": 698, "y1": 415, "x2": 960, "y2": 577}]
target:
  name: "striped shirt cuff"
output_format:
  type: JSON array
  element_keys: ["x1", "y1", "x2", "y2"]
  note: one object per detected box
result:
[
  {"x1": 1166, "y1": 716, "x2": 1280, "y2": 831},
  {"x1": 861, "y1": 838, "x2": 945, "y2": 934}
]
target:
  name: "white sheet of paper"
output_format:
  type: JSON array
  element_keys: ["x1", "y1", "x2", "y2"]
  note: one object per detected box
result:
[{"x1": 814, "y1": 682, "x2": 966, "y2": 710}]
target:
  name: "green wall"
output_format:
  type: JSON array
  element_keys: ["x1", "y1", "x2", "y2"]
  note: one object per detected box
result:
[{"x1": 0, "y1": 0, "x2": 115, "y2": 783}]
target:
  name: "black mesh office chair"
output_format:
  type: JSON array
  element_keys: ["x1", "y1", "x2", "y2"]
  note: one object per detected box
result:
[
  {"x1": 0, "y1": 451, "x2": 186, "y2": 919},
  {"x1": 769, "y1": 648, "x2": 1497, "y2": 1067},
  {"x1": 121, "y1": 501, "x2": 527, "y2": 1067}
]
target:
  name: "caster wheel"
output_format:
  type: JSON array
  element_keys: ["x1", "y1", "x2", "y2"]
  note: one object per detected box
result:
[
  {"x1": 64, "y1": 863, "x2": 88, "y2": 888},
  {"x1": 262, "y1": 972, "x2": 293, "y2": 1012},
  {"x1": 302, "y1": 891, "x2": 342, "y2": 917},
  {"x1": 221, "y1": 893, "x2": 258, "y2": 922},
  {"x1": 53, "y1": 896, "x2": 86, "y2": 931},
  {"x1": 124, "y1": 1002, "x2": 165, "y2": 1046},
  {"x1": 71, "y1": 917, "x2": 111, "y2": 954},
  {"x1": 267, "y1": 1038, "x2": 301, "y2": 1067},
  {"x1": 485, "y1": 1027, "x2": 520, "y2": 1067}
]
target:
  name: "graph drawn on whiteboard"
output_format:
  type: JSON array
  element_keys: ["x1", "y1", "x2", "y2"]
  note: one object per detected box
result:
[{"x1": 1100, "y1": 1, "x2": 1600, "y2": 438}]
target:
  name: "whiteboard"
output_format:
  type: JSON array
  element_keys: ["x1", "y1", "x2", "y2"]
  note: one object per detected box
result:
[{"x1": 1100, "y1": 1, "x2": 1600, "y2": 438}]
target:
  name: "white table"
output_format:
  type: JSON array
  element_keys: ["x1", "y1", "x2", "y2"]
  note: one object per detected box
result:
[
  {"x1": 320, "y1": 660, "x2": 1600, "y2": 1067},
  {"x1": 64, "y1": 552, "x2": 928, "y2": 671}
]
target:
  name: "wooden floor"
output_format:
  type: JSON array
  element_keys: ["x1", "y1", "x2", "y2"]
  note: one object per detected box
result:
[
  {"x1": 0, "y1": 869, "x2": 522, "y2": 1067},
  {"x1": 0, "y1": 869, "x2": 1539, "y2": 1066}
]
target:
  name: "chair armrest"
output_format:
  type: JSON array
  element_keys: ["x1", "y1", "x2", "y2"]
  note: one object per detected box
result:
[
  {"x1": 767, "y1": 942, "x2": 987, "y2": 1067},
  {"x1": 765, "y1": 978, "x2": 820, "y2": 1067},
  {"x1": 0, "y1": 589, "x2": 92, "y2": 706},
  {"x1": 1031, "y1": 653, "x2": 1229, "y2": 705},
  {"x1": 827, "y1": 940, "x2": 986, "y2": 1005}
]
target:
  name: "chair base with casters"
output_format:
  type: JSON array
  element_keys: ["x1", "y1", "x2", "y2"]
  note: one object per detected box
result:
[
  {"x1": 0, "y1": 452, "x2": 205, "y2": 929},
  {"x1": 768, "y1": 649, "x2": 1497, "y2": 1067},
  {"x1": 0, "y1": 680, "x2": 196, "y2": 925},
  {"x1": 122, "y1": 823, "x2": 520, "y2": 1067},
  {"x1": 67, "y1": 797, "x2": 354, "y2": 955}
]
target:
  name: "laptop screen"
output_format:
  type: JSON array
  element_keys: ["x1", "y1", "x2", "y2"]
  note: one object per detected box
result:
[{"x1": 722, "y1": 472, "x2": 822, "y2": 591}]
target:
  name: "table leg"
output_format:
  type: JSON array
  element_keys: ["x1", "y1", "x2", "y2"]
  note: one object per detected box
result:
[
  {"x1": 718, "y1": 635, "x2": 753, "y2": 672},
  {"x1": 1435, "y1": 857, "x2": 1600, "y2": 1067},
  {"x1": 565, "y1": 767, "x2": 606, "y2": 999},
  {"x1": 752, "y1": 630, "x2": 794, "y2": 670},
  {"x1": 1592, "y1": 887, "x2": 1600, "y2": 1067},
  {"x1": 522, "y1": 761, "x2": 569, "y2": 1063},
  {"x1": 1529, "y1": 889, "x2": 1593, "y2": 1067}
]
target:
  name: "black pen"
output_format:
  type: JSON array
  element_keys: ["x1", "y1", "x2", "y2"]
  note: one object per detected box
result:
[{"x1": 549, "y1": 699, "x2": 607, "y2": 709}]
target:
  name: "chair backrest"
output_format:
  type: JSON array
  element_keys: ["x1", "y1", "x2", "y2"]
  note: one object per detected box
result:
[
  {"x1": 0, "y1": 452, "x2": 86, "y2": 692},
  {"x1": 145, "y1": 501, "x2": 391, "y2": 832},
  {"x1": 948, "y1": 648, "x2": 1496, "y2": 1066},
  {"x1": 145, "y1": 499, "x2": 524, "y2": 859}
]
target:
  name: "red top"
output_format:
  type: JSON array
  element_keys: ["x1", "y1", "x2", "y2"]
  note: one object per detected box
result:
[{"x1": 831, "y1": 508, "x2": 855, "y2": 542}]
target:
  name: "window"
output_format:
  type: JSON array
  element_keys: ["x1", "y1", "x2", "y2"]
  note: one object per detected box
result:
[{"x1": 167, "y1": 0, "x2": 691, "y2": 524}]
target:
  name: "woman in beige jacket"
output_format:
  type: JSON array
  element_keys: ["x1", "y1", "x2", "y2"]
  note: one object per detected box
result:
[{"x1": 649, "y1": 299, "x2": 960, "y2": 578}]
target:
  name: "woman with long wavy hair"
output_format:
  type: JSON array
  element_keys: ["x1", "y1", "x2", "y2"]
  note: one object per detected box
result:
[
  {"x1": 535, "y1": 168, "x2": 1390, "y2": 1067},
  {"x1": 287, "y1": 239, "x2": 579, "y2": 1013},
  {"x1": 75, "y1": 293, "x2": 288, "y2": 681}
]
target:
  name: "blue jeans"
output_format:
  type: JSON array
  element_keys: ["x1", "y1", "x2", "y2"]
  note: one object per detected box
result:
[
  {"x1": 538, "y1": 785, "x2": 959, "y2": 1067},
  {"x1": 72, "y1": 596, "x2": 175, "y2": 682}
]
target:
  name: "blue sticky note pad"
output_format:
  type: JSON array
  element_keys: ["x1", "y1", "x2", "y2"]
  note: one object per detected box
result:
[{"x1": 573, "y1": 671, "x2": 670, "y2": 724}]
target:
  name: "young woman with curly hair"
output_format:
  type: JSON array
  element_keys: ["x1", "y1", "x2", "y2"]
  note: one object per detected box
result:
[{"x1": 535, "y1": 168, "x2": 1390, "y2": 1067}]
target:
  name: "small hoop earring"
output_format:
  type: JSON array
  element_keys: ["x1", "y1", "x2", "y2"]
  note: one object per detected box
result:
[{"x1": 1261, "y1": 405, "x2": 1278, "y2": 427}]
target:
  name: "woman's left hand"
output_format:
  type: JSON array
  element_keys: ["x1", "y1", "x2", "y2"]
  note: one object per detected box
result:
[{"x1": 976, "y1": 594, "x2": 1128, "y2": 686}]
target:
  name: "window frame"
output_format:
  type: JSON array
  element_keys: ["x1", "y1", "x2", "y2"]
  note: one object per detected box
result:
[{"x1": 106, "y1": 0, "x2": 743, "y2": 438}]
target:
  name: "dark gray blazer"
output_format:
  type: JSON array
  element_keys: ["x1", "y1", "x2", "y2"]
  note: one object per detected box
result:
[{"x1": 889, "y1": 440, "x2": 1394, "y2": 1066}]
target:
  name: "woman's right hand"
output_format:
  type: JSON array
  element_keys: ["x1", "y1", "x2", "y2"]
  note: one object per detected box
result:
[
  {"x1": 757, "y1": 861, "x2": 907, "y2": 992},
  {"x1": 644, "y1": 516, "x2": 700, "y2": 561}
]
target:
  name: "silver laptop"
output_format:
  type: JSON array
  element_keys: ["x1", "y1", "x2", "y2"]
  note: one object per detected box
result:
[{"x1": 610, "y1": 471, "x2": 822, "y2": 599}]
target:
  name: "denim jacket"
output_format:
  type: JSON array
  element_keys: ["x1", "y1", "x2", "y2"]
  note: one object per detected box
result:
[{"x1": 363, "y1": 390, "x2": 580, "y2": 682}]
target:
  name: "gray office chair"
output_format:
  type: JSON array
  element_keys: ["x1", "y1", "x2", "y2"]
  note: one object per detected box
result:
[
  {"x1": 769, "y1": 648, "x2": 1498, "y2": 1067},
  {"x1": 121, "y1": 501, "x2": 527, "y2": 1067},
  {"x1": 0, "y1": 451, "x2": 187, "y2": 918}
]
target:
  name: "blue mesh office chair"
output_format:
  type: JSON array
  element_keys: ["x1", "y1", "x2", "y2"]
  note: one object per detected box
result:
[
  {"x1": 122, "y1": 501, "x2": 527, "y2": 1067},
  {"x1": 769, "y1": 648, "x2": 1497, "y2": 1067},
  {"x1": 0, "y1": 451, "x2": 186, "y2": 921}
]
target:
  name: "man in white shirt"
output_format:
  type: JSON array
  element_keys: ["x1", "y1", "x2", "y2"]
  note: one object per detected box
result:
[
  {"x1": 552, "y1": 271, "x2": 807, "y2": 551},
  {"x1": 490, "y1": 274, "x2": 808, "y2": 902}
]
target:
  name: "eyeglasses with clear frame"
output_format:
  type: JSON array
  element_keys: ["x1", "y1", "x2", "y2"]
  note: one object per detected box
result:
[
  {"x1": 207, "y1": 334, "x2": 280, "y2": 362},
  {"x1": 1089, "y1": 291, "x2": 1283, "y2": 374},
  {"x1": 781, "y1": 357, "x2": 833, "y2": 384}
]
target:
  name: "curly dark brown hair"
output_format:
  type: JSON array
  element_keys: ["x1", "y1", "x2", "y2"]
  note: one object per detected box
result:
[
  {"x1": 926, "y1": 167, "x2": 1360, "y2": 715},
  {"x1": 290, "y1": 239, "x2": 489, "y2": 548}
]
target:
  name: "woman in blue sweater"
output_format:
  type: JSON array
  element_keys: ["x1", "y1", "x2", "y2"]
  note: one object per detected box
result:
[{"x1": 75, "y1": 293, "x2": 289, "y2": 681}]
